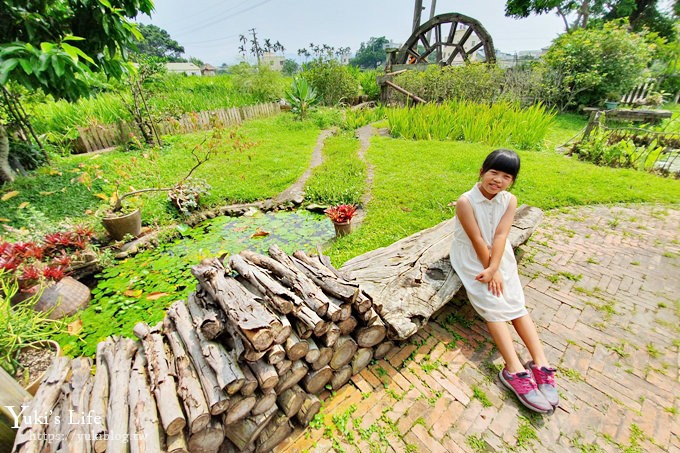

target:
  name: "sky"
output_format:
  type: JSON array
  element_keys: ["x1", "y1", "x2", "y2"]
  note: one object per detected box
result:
[{"x1": 137, "y1": 0, "x2": 570, "y2": 65}]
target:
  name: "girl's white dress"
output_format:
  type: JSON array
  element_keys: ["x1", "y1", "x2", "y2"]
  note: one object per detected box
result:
[{"x1": 449, "y1": 183, "x2": 528, "y2": 322}]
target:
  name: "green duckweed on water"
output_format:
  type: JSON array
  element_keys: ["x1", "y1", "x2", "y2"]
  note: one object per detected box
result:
[{"x1": 57, "y1": 210, "x2": 335, "y2": 357}]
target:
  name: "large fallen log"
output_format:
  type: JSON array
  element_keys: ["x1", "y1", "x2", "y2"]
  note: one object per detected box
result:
[
  {"x1": 340, "y1": 205, "x2": 543, "y2": 339},
  {"x1": 192, "y1": 258, "x2": 280, "y2": 351}
]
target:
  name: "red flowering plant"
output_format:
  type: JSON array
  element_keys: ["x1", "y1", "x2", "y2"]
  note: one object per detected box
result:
[
  {"x1": 324, "y1": 204, "x2": 358, "y2": 224},
  {"x1": 0, "y1": 226, "x2": 94, "y2": 292}
]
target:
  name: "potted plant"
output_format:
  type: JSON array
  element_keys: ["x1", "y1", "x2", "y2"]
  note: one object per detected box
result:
[
  {"x1": 98, "y1": 125, "x2": 254, "y2": 240},
  {"x1": 0, "y1": 226, "x2": 95, "y2": 318},
  {"x1": 604, "y1": 91, "x2": 621, "y2": 110},
  {"x1": 324, "y1": 204, "x2": 358, "y2": 237},
  {"x1": 0, "y1": 274, "x2": 65, "y2": 395}
]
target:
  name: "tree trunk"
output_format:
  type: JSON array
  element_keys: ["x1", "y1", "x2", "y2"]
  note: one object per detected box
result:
[
  {"x1": 355, "y1": 312, "x2": 387, "y2": 348},
  {"x1": 165, "y1": 305, "x2": 230, "y2": 416},
  {"x1": 330, "y1": 364, "x2": 353, "y2": 390},
  {"x1": 128, "y1": 350, "x2": 162, "y2": 453},
  {"x1": 321, "y1": 322, "x2": 341, "y2": 348},
  {"x1": 188, "y1": 417, "x2": 224, "y2": 453},
  {"x1": 330, "y1": 336, "x2": 358, "y2": 370},
  {"x1": 229, "y1": 254, "x2": 298, "y2": 314},
  {"x1": 255, "y1": 411, "x2": 292, "y2": 453},
  {"x1": 192, "y1": 258, "x2": 279, "y2": 351},
  {"x1": 0, "y1": 125, "x2": 15, "y2": 184},
  {"x1": 240, "y1": 366, "x2": 259, "y2": 397},
  {"x1": 274, "y1": 360, "x2": 308, "y2": 395},
  {"x1": 63, "y1": 357, "x2": 93, "y2": 453},
  {"x1": 90, "y1": 342, "x2": 110, "y2": 453},
  {"x1": 165, "y1": 430, "x2": 188, "y2": 453},
  {"x1": 302, "y1": 365, "x2": 333, "y2": 394},
  {"x1": 133, "y1": 322, "x2": 186, "y2": 436},
  {"x1": 222, "y1": 394, "x2": 257, "y2": 426},
  {"x1": 274, "y1": 359, "x2": 292, "y2": 375},
  {"x1": 276, "y1": 385, "x2": 305, "y2": 417},
  {"x1": 304, "y1": 337, "x2": 320, "y2": 364},
  {"x1": 266, "y1": 344, "x2": 286, "y2": 365},
  {"x1": 352, "y1": 348, "x2": 374, "y2": 375},
  {"x1": 186, "y1": 294, "x2": 245, "y2": 395},
  {"x1": 374, "y1": 341, "x2": 395, "y2": 360},
  {"x1": 284, "y1": 330, "x2": 309, "y2": 361},
  {"x1": 337, "y1": 315, "x2": 358, "y2": 335},
  {"x1": 250, "y1": 388, "x2": 277, "y2": 416},
  {"x1": 102, "y1": 337, "x2": 138, "y2": 453},
  {"x1": 295, "y1": 393, "x2": 321, "y2": 427},
  {"x1": 13, "y1": 357, "x2": 71, "y2": 453},
  {"x1": 224, "y1": 406, "x2": 277, "y2": 451},
  {"x1": 247, "y1": 359, "x2": 279, "y2": 391},
  {"x1": 311, "y1": 346, "x2": 333, "y2": 371},
  {"x1": 163, "y1": 318, "x2": 212, "y2": 433}
]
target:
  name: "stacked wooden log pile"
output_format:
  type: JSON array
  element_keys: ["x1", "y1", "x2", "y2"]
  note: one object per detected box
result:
[{"x1": 12, "y1": 245, "x2": 392, "y2": 453}]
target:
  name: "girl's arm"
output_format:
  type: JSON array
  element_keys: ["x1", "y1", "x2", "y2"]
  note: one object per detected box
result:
[
  {"x1": 473, "y1": 195, "x2": 517, "y2": 297},
  {"x1": 488, "y1": 194, "x2": 517, "y2": 273},
  {"x1": 455, "y1": 196, "x2": 490, "y2": 266}
]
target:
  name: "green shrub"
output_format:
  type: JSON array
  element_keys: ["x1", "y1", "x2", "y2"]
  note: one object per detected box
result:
[
  {"x1": 386, "y1": 101, "x2": 555, "y2": 150},
  {"x1": 230, "y1": 63, "x2": 285, "y2": 102},
  {"x1": 391, "y1": 63, "x2": 504, "y2": 104},
  {"x1": 342, "y1": 106, "x2": 386, "y2": 131},
  {"x1": 541, "y1": 21, "x2": 656, "y2": 110},
  {"x1": 572, "y1": 130, "x2": 669, "y2": 173},
  {"x1": 303, "y1": 60, "x2": 360, "y2": 106},
  {"x1": 285, "y1": 77, "x2": 319, "y2": 119}
]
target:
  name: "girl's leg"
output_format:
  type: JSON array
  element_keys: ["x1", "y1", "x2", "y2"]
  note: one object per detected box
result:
[
  {"x1": 511, "y1": 315, "x2": 549, "y2": 367},
  {"x1": 487, "y1": 321, "x2": 524, "y2": 373}
]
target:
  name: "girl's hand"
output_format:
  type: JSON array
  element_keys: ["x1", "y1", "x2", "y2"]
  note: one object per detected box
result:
[{"x1": 476, "y1": 269, "x2": 503, "y2": 297}]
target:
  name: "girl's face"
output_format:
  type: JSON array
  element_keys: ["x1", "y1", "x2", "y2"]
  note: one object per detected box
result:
[{"x1": 478, "y1": 168, "x2": 514, "y2": 199}]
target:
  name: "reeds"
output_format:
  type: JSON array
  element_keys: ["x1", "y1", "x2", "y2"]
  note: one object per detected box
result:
[{"x1": 385, "y1": 100, "x2": 556, "y2": 150}]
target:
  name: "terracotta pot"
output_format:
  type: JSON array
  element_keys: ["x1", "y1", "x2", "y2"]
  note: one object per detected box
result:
[
  {"x1": 332, "y1": 220, "x2": 352, "y2": 237},
  {"x1": 18, "y1": 340, "x2": 62, "y2": 396},
  {"x1": 33, "y1": 276, "x2": 91, "y2": 320},
  {"x1": 102, "y1": 208, "x2": 142, "y2": 241}
]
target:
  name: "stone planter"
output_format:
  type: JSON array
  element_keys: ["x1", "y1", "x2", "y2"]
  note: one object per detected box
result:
[
  {"x1": 102, "y1": 208, "x2": 142, "y2": 241},
  {"x1": 16, "y1": 340, "x2": 62, "y2": 396}
]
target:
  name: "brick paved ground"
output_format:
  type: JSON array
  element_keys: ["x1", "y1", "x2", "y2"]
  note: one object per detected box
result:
[{"x1": 275, "y1": 204, "x2": 680, "y2": 453}]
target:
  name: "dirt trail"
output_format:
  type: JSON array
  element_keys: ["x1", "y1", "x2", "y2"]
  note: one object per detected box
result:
[{"x1": 352, "y1": 125, "x2": 375, "y2": 226}]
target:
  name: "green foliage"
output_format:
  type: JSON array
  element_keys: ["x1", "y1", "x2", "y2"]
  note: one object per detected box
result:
[
  {"x1": 571, "y1": 129, "x2": 670, "y2": 173},
  {"x1": 282, "y1": 59, "x2": 300, "y2": 76},
  {"x1": 355, "y1": 69, "x2": 381, "y2": 100},
  {"x1": 350, "y1": 36, "x2": 389, "y2": 69},
  {"x1": 133, "y1": 24, "x2": 185, "y2": 61},
  {"x1": 303, "y1": 60, "x2": 360, "y2": 106},
  {"x1": 386, "y1": 101, "x2": 555, "y2": 150},
  {"x1": 0, "y1": 274, "x2": 66, "y2": 374},
  {"x1": 392, "y1": 63, "x2": 504, "y2": 104},
  {"x1": 230, "y1": 63, "x2": 285, "y2": 102},
  {"x1": 342, "y1": 106, "x2": 386, "y2": 131},
  {"x1": 0, "y1": 116, "x2": 320, "y2": 230},
  {"x1": 305, "y1": 133, "x2": 366, "y2": 205},
  {"x1": 285, "y1": 77, "x2": 319, "y2": 119},
  {"x1": 541, "y1": 22, "x2": 656, "y2": 109}
]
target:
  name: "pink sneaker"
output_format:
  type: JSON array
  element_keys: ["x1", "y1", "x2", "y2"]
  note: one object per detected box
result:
[
  {"x1": 499, "y1": 368, "x2": 553, "y2": 414},
  {"x1": 526, "y1": 361, "x2": 559, "y2": 408}
]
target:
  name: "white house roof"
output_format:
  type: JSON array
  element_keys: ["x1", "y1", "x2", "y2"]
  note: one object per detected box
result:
[{"x1": 165, "y1": 62, "x2": 201, "y2": 71}]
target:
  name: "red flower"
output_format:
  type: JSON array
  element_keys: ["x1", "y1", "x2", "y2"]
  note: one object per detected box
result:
[
  {"x1": 43, "y1": 266, "x2": 66, "y2": 281},
  {"x1": 324, "y1": 204, "x2": 358, "y2": 223}
]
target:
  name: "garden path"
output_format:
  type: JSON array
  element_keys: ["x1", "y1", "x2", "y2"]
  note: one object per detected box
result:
[
  {"x1": 275, "y1": 129, "x2": 334, "y2": 205},
  {"x1": 350, "y1": 125, "x2": 375, "y2": 227},
  {"x1": 276, "y1": 203, "x2": 680, "y2": 452}
]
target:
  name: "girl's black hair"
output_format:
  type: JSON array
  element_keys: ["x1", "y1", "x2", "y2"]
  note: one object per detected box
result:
[{"x1": 480, "y1": 149, "x2": 520, "y2": 180}]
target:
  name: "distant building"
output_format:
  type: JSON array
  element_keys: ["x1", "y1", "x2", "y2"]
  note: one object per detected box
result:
[
  {"x1": 201, "y1": 64, "x2": 217, "y2": 76},
  {"x1": 165, "y1": 62, "x2": 201, "y2": 76},
  {"x1": 261, "y1": 52, "x2": 284, "y2": 71}
]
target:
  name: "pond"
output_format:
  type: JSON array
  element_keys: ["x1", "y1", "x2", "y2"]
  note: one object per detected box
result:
[{"x1": 57, "y1": 210, "x2": 336, "y2": 357}]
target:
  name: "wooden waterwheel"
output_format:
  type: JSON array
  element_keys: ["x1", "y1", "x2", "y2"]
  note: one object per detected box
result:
[{"x1": 394, "y1": 12, "x2": 496, "y2": 66}]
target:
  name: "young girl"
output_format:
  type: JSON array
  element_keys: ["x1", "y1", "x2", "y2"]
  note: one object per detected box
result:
[{"x1": 449, "y1": 149, "x2": 558, "y2": 414}]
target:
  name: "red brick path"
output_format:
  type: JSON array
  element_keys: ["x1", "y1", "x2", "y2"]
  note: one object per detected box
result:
[{"x1": 275, "y1": 204, "x2": 680, "y2": 453}]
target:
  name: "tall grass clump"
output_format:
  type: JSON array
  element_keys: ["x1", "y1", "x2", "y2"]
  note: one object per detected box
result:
[
  {"x1": 386, "y1": 101, "x2": 555, "y2": 150},
  {"x1": 342, "y1": 106, "x2": 386, "y2": 131},
  {"x1": 304, "y1": 134, "x2": 366, "y2": 205}
]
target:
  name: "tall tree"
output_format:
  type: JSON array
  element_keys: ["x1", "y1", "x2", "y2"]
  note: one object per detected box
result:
[
  {"x1": 505, "y1": 0, "x2": 677, "y2": 38},
  {"x1": 0, "y1": 0, "x2": 153, "y2": 183},
  {"x1": 350, "y1": 37, "x2": 389, "y2": 69},
  {"x1": 134, "y1": 24, "x2": 185, "y2": 61}
]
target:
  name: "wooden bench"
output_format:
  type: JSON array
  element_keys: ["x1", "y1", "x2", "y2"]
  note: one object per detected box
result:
[{"x1": 340, "y1": 205, "x2": 543, "y2": 340}]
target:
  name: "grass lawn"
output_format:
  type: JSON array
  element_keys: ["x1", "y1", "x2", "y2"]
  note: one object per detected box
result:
[
  {"x1": 323, "y1": 134, "x2": 680, "y2": 266},
  {"x1": 0, "y1": 114, "x2": 320, "y2": 231}
]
